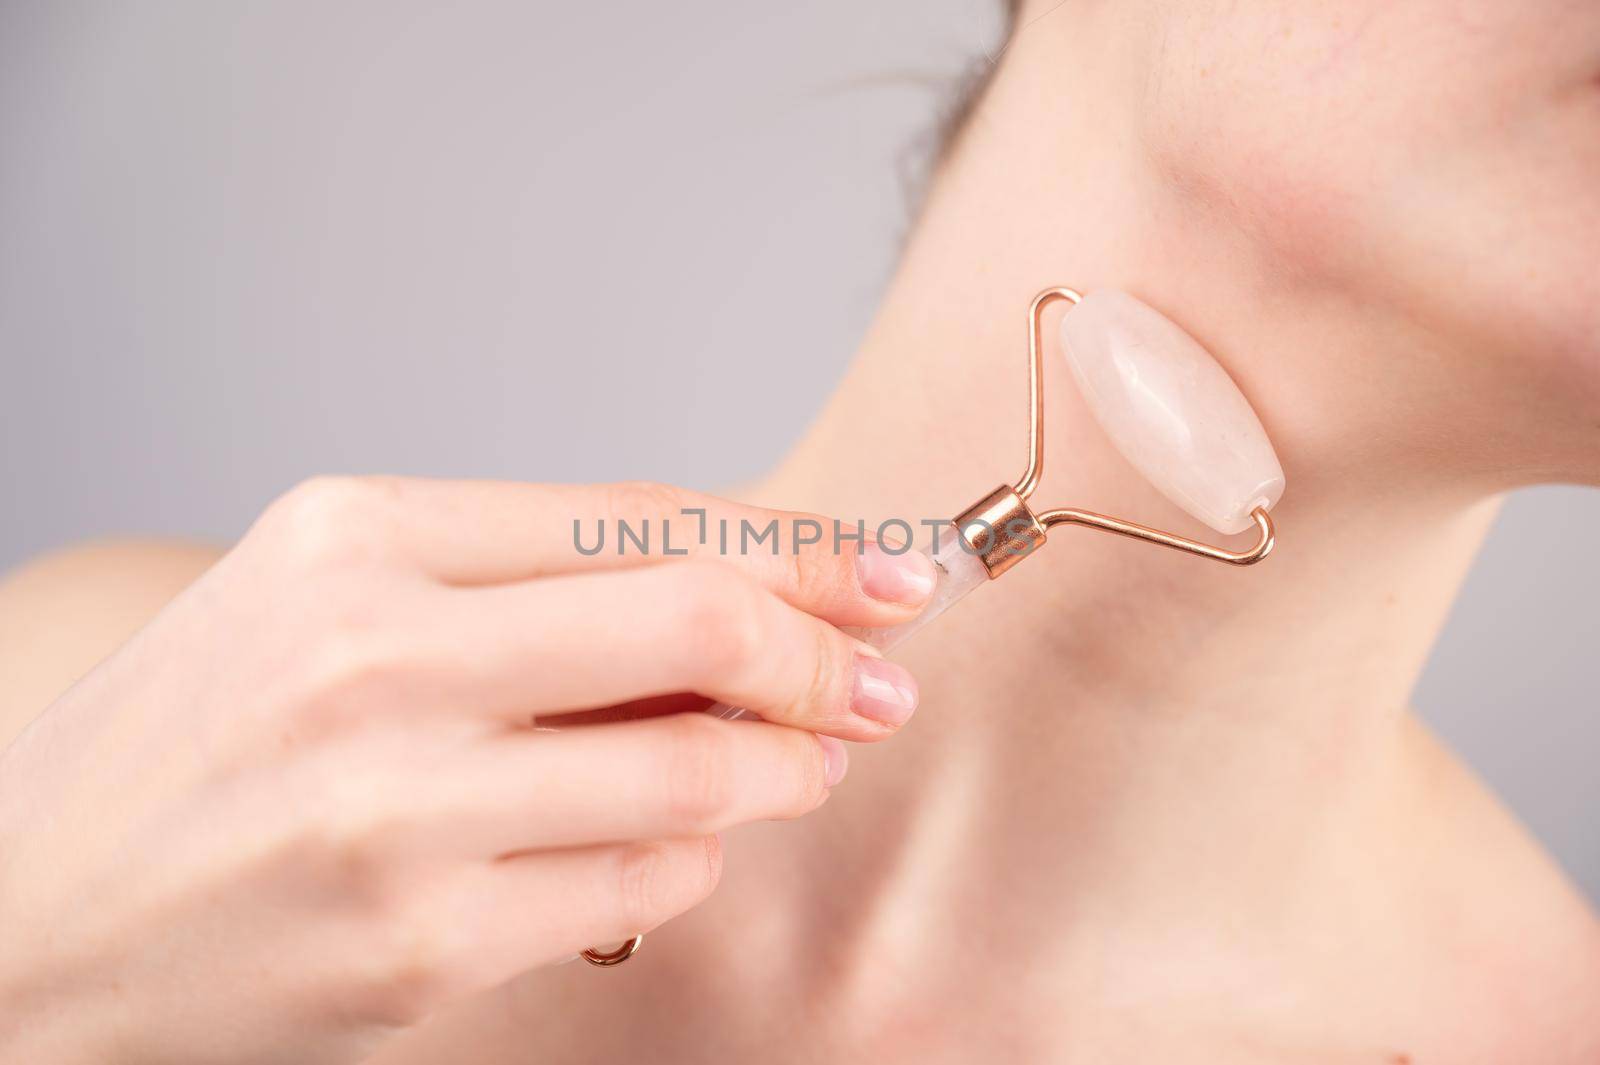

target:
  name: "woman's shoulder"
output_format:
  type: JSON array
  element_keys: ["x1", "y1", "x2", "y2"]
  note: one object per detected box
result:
[
  {"x1": 0, "y1": 539, "x2": 222, "y2": 745},
  {"x1": 1394, "y1": 715, "x2": 1600, "y2": 1057}
]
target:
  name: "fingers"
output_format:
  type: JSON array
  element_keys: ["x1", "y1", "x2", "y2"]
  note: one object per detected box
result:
[
  {"x1": 420, "y1": 836, "x2": 723, "y2": 999},
  {"x1": 432, "y1": 560, "x2": 920, "y2": 740},
  {"x1": 288, "y1": 476, "x2": 935, "y2": 629},
  {"x1": 413, "y1": 714, "x2": 843, "y2": 858}
]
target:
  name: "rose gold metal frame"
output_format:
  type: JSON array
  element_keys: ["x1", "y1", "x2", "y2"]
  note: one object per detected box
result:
[
  {"x1": 1034, "y1": 505, "x2": 1274, "y2": 566},
  {"x1": 954, "y1": 286, "x2": 1275, "y2": 578},
  {"x1": 1014, "y1": 287, "x2": 1081, "y2": 500}
]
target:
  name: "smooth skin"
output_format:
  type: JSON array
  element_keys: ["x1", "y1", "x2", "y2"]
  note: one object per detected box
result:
[{"x1": 0, "y1": 478, "x2": 932, "y2": 1063}]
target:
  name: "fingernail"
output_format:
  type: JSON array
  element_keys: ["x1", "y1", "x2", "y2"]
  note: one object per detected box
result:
[
  {"x1": 855, "y1": 541, "x2": 936, "y2": 606},
  {"x1": 851, "y1": 655, "x2": 919, "y2": 727},
  {"x1": 817, "y1": 734, "x2": 849, "y2": 787}
]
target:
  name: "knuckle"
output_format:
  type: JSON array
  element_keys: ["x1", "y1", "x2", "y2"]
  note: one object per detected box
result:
[
  {"x1": 296, "y1": 599, "x2": 416, "y2": 714},
  {"x1": 615, "y1": 841, "x2": 682, "y2": 932},
  {"x1": 798, "y1": 624, "x2": 850, "y2": 722},
  {"x1": 787, "y1": 546, "x2": 816, "y2": 606},
  {"x1": 674, "y1": 565, "x2": 763, "y2": 681},
  {"x1": 605, "y1": 480, "x2": 687, "y2": 524},
  {"x1": 787, "y1": 534, "x2": 845, "y2": 608},
  {"x1": 789, "y1": 729, "x2": 831, "y2": 811},
  {"x1": 299, "y1": 622, "x2": 407, "y2": 719},
  {"x1": 659, "y1": 715, "x2": 738, "y2": 831},
  {"x1": 700, "y1": 834, "x2": 725, "y2": 897},
  {"x1": 356, "y1": 893, "x2": 460, "y2": 1027},
  {"x1": 262, "y1": 476, "x2": 398, "y2": 567},
  {"x1": 296, "y1": 805, "x2": 461, "y2": 1024},
  {"x1": 302, "y1": 785, "x2": 402, "y2": 898},
  {"x1": 275, "y1": 475, "x2": 371, "y2": 526},
  {"x1": 254, "y1": 802, "x2": 436, "y2": 1030}
]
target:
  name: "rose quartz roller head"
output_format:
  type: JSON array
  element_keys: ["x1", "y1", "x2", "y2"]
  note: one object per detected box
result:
[
  {"x1": 710, "y1": 286, "x2": 1282, "y2": 720},
  {"x1": 1057, "y1": 289, "x2": 1284, "y2": 536}
]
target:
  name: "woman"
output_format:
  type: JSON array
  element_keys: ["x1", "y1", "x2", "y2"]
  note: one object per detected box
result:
[{"x1": 2, "y1": 1, "x2": 1597, "y2": 1061}]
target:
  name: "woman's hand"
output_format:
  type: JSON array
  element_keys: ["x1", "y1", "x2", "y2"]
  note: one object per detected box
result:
[{"x1": 0, "y1": 478, "x2": 933, "y2": 1065}]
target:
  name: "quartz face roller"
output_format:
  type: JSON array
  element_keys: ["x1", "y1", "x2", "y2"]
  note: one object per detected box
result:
[
  {"x1": 1058, "y1": 289, "x2": 1285, "y2": 535},
  {"x1": 710, "y1": 287, "x2": 1283, "y2": 722}
]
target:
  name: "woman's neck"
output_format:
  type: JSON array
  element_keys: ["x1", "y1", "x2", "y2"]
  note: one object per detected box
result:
[
  {"x1": 733, "y1": 14, "x2": 1517, "y2": 992},
  {"x1": 752, "y1": 14, "x2": 1501, "y2": 762}
]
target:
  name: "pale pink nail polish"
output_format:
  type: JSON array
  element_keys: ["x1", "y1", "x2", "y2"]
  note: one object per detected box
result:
[
  {"x1": 817, "y1": 734, "x2": 849, "y2": 787},
  {"x1": 855, "y1": 541, "x2": 936, "y2": 606},
  {"x1": 851, "y1": 655, "x2": 919, "y2": 726}
]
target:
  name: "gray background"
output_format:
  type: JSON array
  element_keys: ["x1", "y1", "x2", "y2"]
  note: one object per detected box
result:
[{"x1": 2, "y1": 2, "x2": 1595, "y2": 900}]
